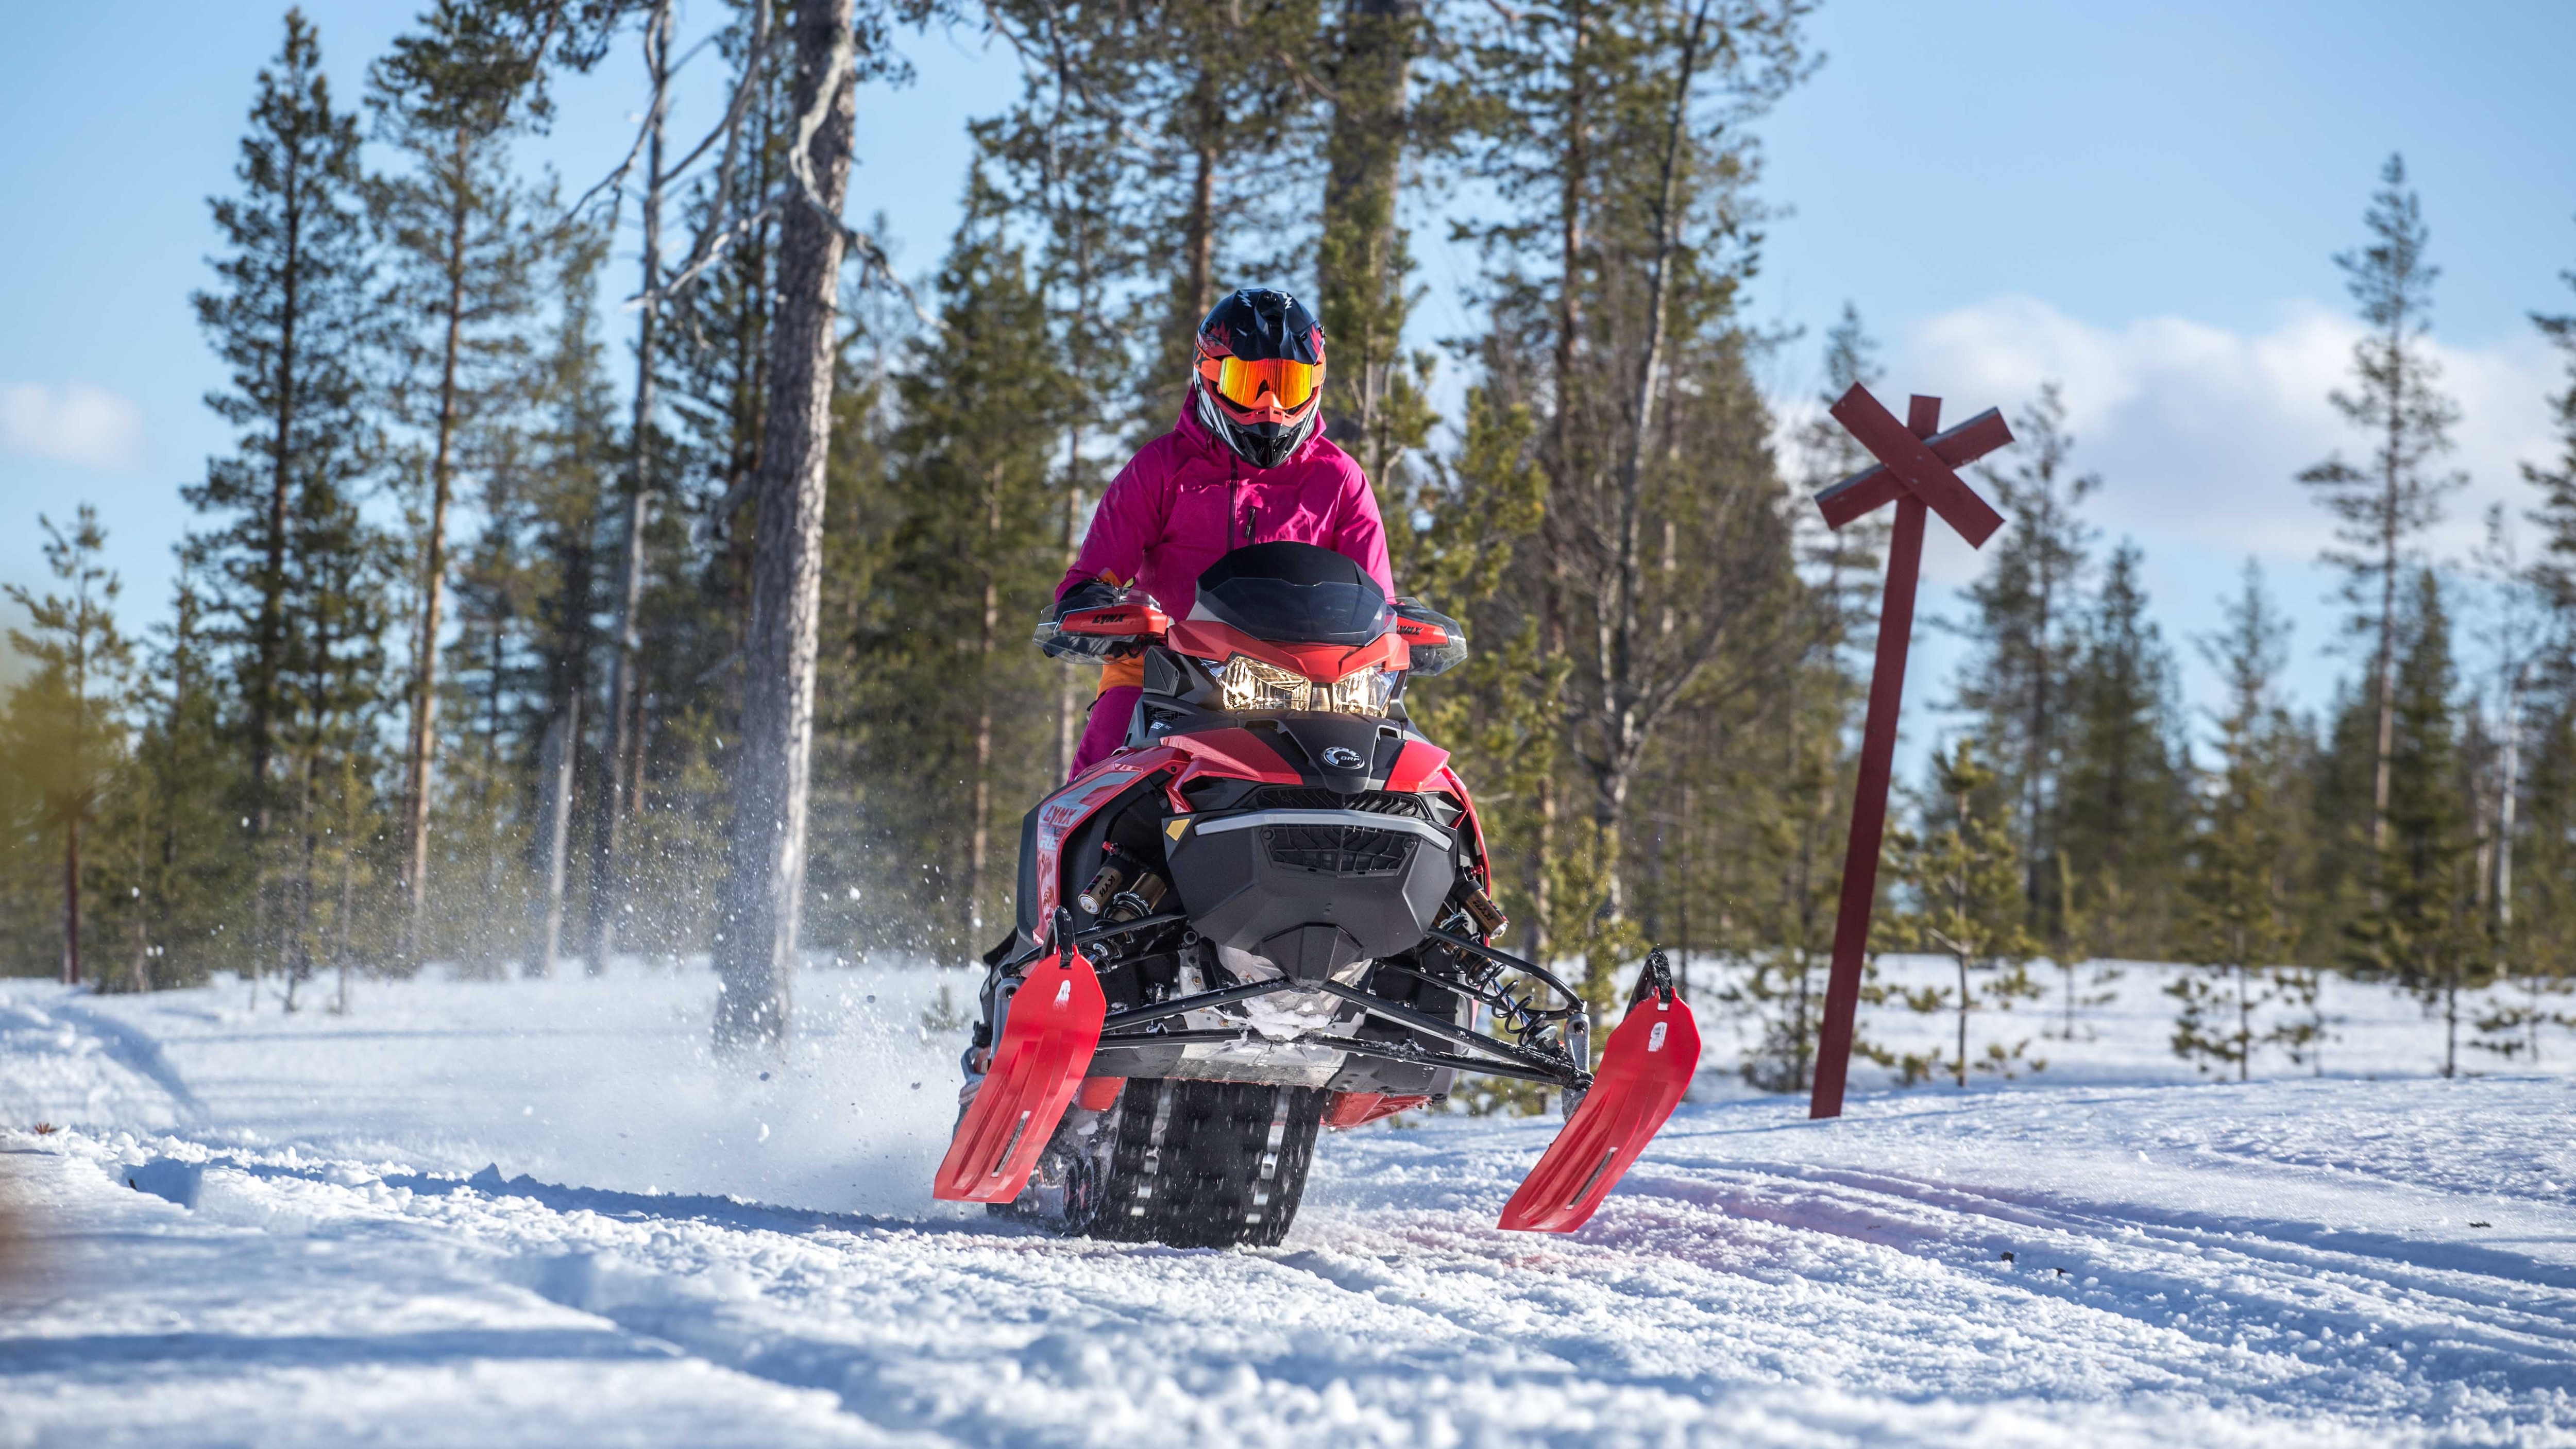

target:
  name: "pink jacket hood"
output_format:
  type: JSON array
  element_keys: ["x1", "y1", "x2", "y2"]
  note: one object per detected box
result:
[{"x1": 1057, "y1": 405, "x2": 1393, "y2": 620}]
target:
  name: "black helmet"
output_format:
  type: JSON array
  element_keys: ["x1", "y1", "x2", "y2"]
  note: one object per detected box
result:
[{"x1": 1192, "y1": 288, "x2": 1326, "y2": 470}]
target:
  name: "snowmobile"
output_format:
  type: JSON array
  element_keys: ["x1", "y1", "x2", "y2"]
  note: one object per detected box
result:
[{"x1": 934, "y1": 542, "x2": 1699, "y2": 1247}]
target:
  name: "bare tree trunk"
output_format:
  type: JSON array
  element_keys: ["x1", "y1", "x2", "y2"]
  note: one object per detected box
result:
[
  {"x1": 1588, "y1": 0, "x2": 1711, "y2": 924},
  {"x1": 1179, "y1": 71, "x2": 1221, "y2": 331},
  {"x1": 249, "y1": 147, "x2": 306, "y2": 844},
  {"x1": 2368, "y1": 279, "x2": 2412, "y2": 858},
  {"x1": 2498, "y1": 666, "x2": 2523, "y2": 1053},
  {"x1": 1526, "y1": 0, "x2": 1588, "y2": 974},
  {"x1": 968, "y1": 468, "x2": 1002, "y2": 946},
  {"x1": 61, "y1": 814, "x2": 81, "y2": 987},
  {"x1": 1954, "y1": 951, "x2": 1969, "y2": 1088},
  {"x1": 401, "y1": 130, "x2": 475, "y2": 960},
  {"x1": 533, "y1": 695, "x2": 581, "y2": 976},
  {"x1": 713, "y1": 0, "x2": 856, "y2": 1049},
  {"x1": 2372, "y1": 519, "x2": 2396, "y2": 855},
  {"x1": 588, "y1": 0, "x2": 675, "y2": 979}
]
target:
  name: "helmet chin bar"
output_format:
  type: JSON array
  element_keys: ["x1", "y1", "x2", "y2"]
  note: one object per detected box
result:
[{"x1": 1195, "y1": 379, "x2": 1316, "y2": 470}]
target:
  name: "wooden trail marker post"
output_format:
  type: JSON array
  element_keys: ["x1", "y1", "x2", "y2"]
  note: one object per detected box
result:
[{"x1": 1805, "y1": 386, "x2": 2013, "y2": 1120}]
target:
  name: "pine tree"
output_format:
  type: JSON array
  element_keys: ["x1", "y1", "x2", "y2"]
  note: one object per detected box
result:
[
  {"x1": 2172, "y1": 561, "x2": 2299, "y2": 1079},
  {"x1": 3, "y1": 508, "x2": 135, "y2": 986},
  {"x1": 2346, "y1": 569, "x2": 2484, "y2": 1075},
  {"x1": 1951, "y1": 382, "x2": 2096, "y2": 940},
  {"x1": 186, "y1": 8, "x2": 375, "y2": 906},
  {"x1": 2299, "y1": 154, "x2": 2466, "y2": 861},
  {"x1": 1884, "y1": 738, "x2": 2045, "y2": 1087},
  {"x1": 370, "y1": 0, "x2": 553, "y2": 959}
]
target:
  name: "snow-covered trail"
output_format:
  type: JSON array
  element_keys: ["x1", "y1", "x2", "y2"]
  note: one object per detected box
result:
[{"x1": 4, "y1": 972, "x2": 2574, "y2": 1447}]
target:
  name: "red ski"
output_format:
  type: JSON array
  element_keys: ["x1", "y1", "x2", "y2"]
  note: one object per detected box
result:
[
  {"x1": 1499, "y1": 961, "x2": 1699, "y2": 1233},
  {"x1": 933, "y1": 933, "x2": 1106, "y2": 1203}
]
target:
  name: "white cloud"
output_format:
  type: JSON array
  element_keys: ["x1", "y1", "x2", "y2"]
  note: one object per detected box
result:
[
  {"x1": 1845, "y1": 296, "x2": 2564, "y2": 585},
  {"x1": 0, "y1": 381, "x2": 147, "y2": 471}
]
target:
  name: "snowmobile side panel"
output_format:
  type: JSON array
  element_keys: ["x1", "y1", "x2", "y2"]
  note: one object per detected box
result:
[
  {"x1": 1382, "y1": 739, "x2": 1450, "y2": 794},
  {"x1": 934, "y1": 947, "x2": 1107, "y2": 1203},
  {"x1": 1497, "y1": 990, "x2": 1699, "y2": 1233},
  {"x1": 1433, "y1": 764, "x2": 1490, "y2": 872},
  {"x1": 1076, "y1": 1075, "x2": 1127, "y2": 1111},
  {"x1": 1029, "y1": 756, "x2": 1181, "y2": 947}
]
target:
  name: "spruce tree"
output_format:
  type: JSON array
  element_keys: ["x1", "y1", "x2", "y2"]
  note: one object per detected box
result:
[
  {"x1": 104, "y1": 566, "x2": 248, "y2": 988},
  {"x1": 270, "y1": 448, "x2": 396, "y2": 1010},
  {"x1": 1951, "y1": 382, "x2": 2096, "y2": 940},
  {"x1": 2056, "y1": 541, "x2": 2188, "y2": 958},
  {"x1": 843, "y1": 203, "x2": 1063, "y2": 957},
  {"x1": 2299, "y1": 154, "x2": 2466, "y2": 860},
  {"x1": 2346, "y1": 569, "x2": 2484, "y2": 1075},
  {"x1": 2510, "y1": 221, "x2": 2576, "y2": 1059}
]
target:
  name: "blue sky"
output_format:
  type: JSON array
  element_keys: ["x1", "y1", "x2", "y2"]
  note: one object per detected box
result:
[{"x1": 5, "y1": 0, "x2": 2574, "y2": 762}]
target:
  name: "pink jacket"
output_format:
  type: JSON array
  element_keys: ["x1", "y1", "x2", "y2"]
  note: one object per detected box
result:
[{"x1": 1058, "y1": 405, "x2": 1393, "y2": 615}]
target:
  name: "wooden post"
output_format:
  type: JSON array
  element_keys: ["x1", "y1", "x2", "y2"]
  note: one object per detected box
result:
[
  {"x1": 1808, "y1": 492, "x2": 1922, "y2": 1117},
  {"x1": 1806, "y1": 388, "x2": 2011, "y2": 1119}
]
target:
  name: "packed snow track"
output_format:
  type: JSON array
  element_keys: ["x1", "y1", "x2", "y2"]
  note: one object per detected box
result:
[{"x1": 3, "y1": 970, "x2": 2573, "y2": 1447}]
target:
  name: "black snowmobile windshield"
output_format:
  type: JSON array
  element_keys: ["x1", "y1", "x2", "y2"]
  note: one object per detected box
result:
[{"x1": 1195, "y1": 542, "x2": 1391, "y2": 646}]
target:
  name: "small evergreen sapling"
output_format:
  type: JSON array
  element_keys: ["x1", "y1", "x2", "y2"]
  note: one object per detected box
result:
[
  {"x1": 2173, "y1": 561, "x2": 2300, "y2": 1080},
  {"x1": 1885, "y1": 740, "x2": 2046, "y2": 1087}
]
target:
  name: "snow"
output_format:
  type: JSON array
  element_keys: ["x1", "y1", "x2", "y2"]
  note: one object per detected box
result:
[{"x1": 4, "y1": 961, "x2": 2573, "y2": 1447}]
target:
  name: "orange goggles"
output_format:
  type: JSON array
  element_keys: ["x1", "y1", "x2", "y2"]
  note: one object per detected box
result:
[{"x1": 1201, "y1": 354, "x2": 1321, "y2": 412}]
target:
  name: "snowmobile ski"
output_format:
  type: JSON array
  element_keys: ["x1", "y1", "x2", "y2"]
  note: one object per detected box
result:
[
  {"x1": 934, "y1": 918, "x2": 1106, "y2": 1204},
  {"x1": 1498, "y1": 954, "x2": 1699, "y2": 1233}
]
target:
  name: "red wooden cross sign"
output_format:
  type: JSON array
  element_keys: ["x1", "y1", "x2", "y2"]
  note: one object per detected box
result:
[{"x1": 1806, "y1": 386, "x2": 2013, "y2": 1120}]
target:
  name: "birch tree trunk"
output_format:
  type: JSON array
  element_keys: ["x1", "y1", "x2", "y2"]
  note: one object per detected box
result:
[
  {"x1": 713, "y1": 0, "x2": 856, "y2": 1049},
  {"x1": 400, "y1": 129, "x2": 475, "y2": 961},
  {"x1": 532, "y1": 694, "x2": 580, "y2": 977}
]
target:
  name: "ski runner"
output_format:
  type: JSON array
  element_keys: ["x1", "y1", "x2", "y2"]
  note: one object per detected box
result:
[{"x1": 964, "y1": 286, "x2": 1394, "y2": 1095}]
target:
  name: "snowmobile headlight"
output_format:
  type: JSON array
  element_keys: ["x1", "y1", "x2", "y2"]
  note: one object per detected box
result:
[
  {"x1": 1215, "y1": 656, "x2": 1397, "y2": 717},
  {"x1": 1323, "y1": 665, "x2": 1397, "y2": 717},
  {"x1": 1218, "y1": 654, "x2": 1313, "y2": 712}
]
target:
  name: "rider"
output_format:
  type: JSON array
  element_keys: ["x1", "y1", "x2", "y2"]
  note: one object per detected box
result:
[{"x1": 1055, "y1": 286, "x2": 1393, "y2": 778}]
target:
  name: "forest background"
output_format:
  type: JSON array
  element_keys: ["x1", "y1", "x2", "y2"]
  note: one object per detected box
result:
[{"x1": 6, "y1": 0, "x2": 2576, "y2": 1093}]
